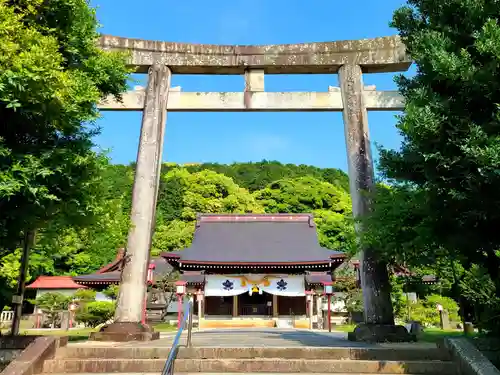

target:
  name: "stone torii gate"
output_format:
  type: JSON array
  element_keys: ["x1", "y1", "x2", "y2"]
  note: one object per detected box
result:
[{"x1": 92, "y1": 35, "x2": 412, "y2": 342}]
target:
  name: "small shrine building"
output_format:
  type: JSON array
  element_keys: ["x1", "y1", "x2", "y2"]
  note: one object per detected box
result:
[
  {"x1": 162, "y1": 213, "x2": 346, "y2": 329},
  {"x1": 26, "y1": 251, "x2": 176, "y2": 320}
]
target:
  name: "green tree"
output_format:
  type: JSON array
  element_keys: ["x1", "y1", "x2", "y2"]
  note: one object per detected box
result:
[
  {"x1": 254, "y1": 177, "x2": 354, "y2": 251},
  {"x1": 152, "y1": 168, "x2": 264, "y2": 254},
  {"x1": 384, "y1": 0, "x2": 500, "y2": 296},
  {"x1": 73, "y1": 288, "x2": 96, "y2": 303},
  {"x1": 362, "y1": 185, "x2": 444, "y2": 268},
  {"x1": 29, "y1": 292, "x2": 72, "y2": 328},
  {"x1": 0, "y1": 0, "x2": 129, "y2": 250},
  {"x1": 163, "y1": 160, "x2": 350, "y2": 192},
  {"x1": 75, "y1": 301, "x2": 115, "y2": 328},
  {"x1": 102, "y1": 285, "x2": 119, "y2": 300},
  {"x1": 460, "y1": 265, "x2": 500, "y2": 332}
]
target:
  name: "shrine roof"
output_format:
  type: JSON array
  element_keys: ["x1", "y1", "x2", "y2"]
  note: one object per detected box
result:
[
  {"x1": 162, "y1": 214, "x2": 345, "y2": 266},
  {"x1": 26, "y1": 276, "x2": 86, "y2": 290},
  {"x1": 73, "y1": 271, "x2": 121, "y2": 284},
  {"x1": 74, "y1": 256, "x2": 174, "y2": 285},
  {"x1": 180, "y1": 273, "x2": 205, "y2": 284},
  {"x1": 305, "y1": 273, "x2": 332, "y2": 285}
]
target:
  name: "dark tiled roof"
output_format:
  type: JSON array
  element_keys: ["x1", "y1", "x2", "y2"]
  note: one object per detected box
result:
[
  {"x1": 73, "y1": 271, "x2": 121, "y2": 284},
  {"x1": 305, "y1": 273, "x2": 332, "y2": 284},
  {"x1": 180, "y1": 273, "x2": 205, "y2": 284},
  {"x1": 150, "y1": 257, "x2": 174, "y2": 276},
  {"x1": 163, "y1": 214, "x2": 345, "y2": 264},
  {"x1": 73, "y1": 257, "x2": 174, "y2": 285}
]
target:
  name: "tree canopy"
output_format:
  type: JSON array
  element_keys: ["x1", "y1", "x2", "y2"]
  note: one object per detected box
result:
[
  {"x1": 380, "y1": 0, "x2": 500, "y2": 294},
  {"x1": 0, "y1": 0, "x2": 129, "y2": 250}
]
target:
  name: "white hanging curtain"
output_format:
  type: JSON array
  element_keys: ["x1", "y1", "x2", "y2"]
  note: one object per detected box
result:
[
  {"x1": 261, "y1": 275, "x2": 306, "y2": 297},
  {"x1": 204, "y1": 275, "x2": 248, "y2": 297}
]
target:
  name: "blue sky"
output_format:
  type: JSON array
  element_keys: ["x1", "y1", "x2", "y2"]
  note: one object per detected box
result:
[{"x1": 92, "y1": 0, "x2": 413, "y2": 172}]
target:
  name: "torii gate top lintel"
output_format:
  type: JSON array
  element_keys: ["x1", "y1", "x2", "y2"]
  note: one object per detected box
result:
[{"x1": 99, "y1": 34, "x2": 411, "y2": 74}]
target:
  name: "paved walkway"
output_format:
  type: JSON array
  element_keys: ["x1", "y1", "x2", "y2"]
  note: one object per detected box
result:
[{"x1": 74, "y1": 328, "x2": 435, "y2": 348}]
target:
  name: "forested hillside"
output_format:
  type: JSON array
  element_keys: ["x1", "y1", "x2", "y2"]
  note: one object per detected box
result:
[{"x1": 0, "y1": 160, "x2": 353, "y2": 307}]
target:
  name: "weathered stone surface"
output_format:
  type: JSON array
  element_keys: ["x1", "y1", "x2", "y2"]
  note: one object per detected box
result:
[
  {"x1": 0, "y1": 335, "x2": 39, "y2": 349},
  {"x1": 347, "y1": 324, "x2": 415, "y2": 343},
  {"x1": 90, "y1": 322, "x2": 160, "y2": 342},
  {"x1": 58, "y1": 345, "x2": 450, "y2": 361},
  {"x1": 439, "y1": 337, "x2": 500, "y2": 375},
  {"x1": 98, "y1": 89, "x2": 404, "y2": 112},
  {"x1": 0, "y1": 349, "x2": 21, "y2": 371},
  {"x1": 107, "y1": 64, "x2": 171, "y2": 338},
  {"x1": 42, "y1": 357, "x2": 456, "y2": 374},
  {"x1": 2, "y1": 336, "x2": 66, "y2": 375},
  {"x1": 339, "y1": 63, "x2": 395, "y2": 327},
  {"x1": 99, "y1": 35, "x2": 411, "y2": 74}
]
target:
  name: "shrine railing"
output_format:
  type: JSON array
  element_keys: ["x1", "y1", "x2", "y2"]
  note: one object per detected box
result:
[{"x1": 161, "y1": 299, "x2": 193, "y2": 375}]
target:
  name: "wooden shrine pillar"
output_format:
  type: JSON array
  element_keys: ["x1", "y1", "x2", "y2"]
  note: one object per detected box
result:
[
  {"x1": 92, "y1": 64, "x2": 171, "y2": 341},
  {"x1": 197, "y1": 293, "x2": 204, "y2": 318},
  {"x1": 272, "y1": 294, "x2": 278, "y2": 317},
  {"x1": 232, "y1": 295, "x2": 238, "y2": 317}
]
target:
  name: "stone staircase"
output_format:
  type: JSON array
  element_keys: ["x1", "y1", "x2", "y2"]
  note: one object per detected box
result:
[{"x1": 42, "y1": 345, "x2": 458, "y2": 374}]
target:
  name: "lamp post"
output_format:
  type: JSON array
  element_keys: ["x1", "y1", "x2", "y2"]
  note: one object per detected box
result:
[
  {"x1": 35, "y1": 307, "x2": 42, "y2": 329},
  {"x1": 323, "y1": 281, "x2": 333, "y2": 332},
  {"x1": 142, "y1": 263, "x2": 156, "y2": 325},
  {"x1": 68, "y1": 303, "x2": 77, "y2": 329},
  {"x1": 175, "y1": 281, "x2": 187, "y2": 328},
  {"x1": 437, "y1": 304, "x2": 444, "y2": 330}
]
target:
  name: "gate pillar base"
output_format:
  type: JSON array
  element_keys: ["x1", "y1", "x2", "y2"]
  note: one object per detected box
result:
[
  {"x1": 347, "y1": 323, "x2": 415, "y2": 343},
  {"x1": 89, "y1": 322, "x2": 160, "y2": 342}
]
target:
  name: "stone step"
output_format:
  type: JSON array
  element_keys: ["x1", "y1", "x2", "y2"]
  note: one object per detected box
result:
[
  {"x1": 57, "y1": 346, "x2": 451, "y2": 361},
  {"x1": 47, "y1": 373, "x2": 449, "y2": 375},
  {"x1": 42, "y1": 358, "x2": 458, "y2": 374}
]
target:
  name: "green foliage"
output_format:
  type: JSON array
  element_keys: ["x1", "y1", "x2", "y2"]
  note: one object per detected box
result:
[
  {"x1": 362, "y1": 0, "x2": 500, "y2": 334},
  {"x1": 409, "y1": 294, "x2": 460, "y2": 327},
  {"x1": 165, "y1": 161, "x2": 350, "y2": 192},
  {"x1": 254, "y1": 177, "x2": 354, "y2": 251},
  {"x1": 384, "y1": 0, "x2": 500, "y2": 292},
  {"x1": 390, "y1": 275, "x2": 408, "y2": 321},
  {"x1": 0, "y1": 0, "x2": 129, "y2": 251},
  {"x1": 334, "y1": 267, "x2": 364, "y2": 314},
  {"x1": 102, "y1": 285, "x2": 119, "y2": 300},
  {"x1": 152, "y1": 168, "x2": 264, "y2": 254},
  {"x1": 460, "y1": 265, "x2": 500, "y2": 333},
  {"x1": 73, "y1": 289, "x2": 96, "y2": 303},
  {"x1": 75, "y1": 301, "x2": 115, "y2": 328},
  {"x1": 30, "y1": 292, "x2": 72, "y2": 327}
]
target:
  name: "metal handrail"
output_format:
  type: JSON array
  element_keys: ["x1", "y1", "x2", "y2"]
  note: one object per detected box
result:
[{"x1": 161, "y1": 298, "x2": 194, "y2": 375}]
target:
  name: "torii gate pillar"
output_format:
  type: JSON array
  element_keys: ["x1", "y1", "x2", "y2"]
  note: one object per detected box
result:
[
  {"x1": 339, "y1": 64, "x2": 412, "y2": 342},
  {"x1": 91, "y1": 64, "x2": 171, "y2": 341}
]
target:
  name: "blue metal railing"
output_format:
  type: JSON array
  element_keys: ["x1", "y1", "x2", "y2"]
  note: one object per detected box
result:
[{"x1": 161, "y1": 299, "x2": 193, "y2": 375}]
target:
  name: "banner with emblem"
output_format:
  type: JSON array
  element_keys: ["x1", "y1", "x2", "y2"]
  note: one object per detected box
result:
[
  {"x1": 204, "y1": 275, "x2": 248, "y2": 297},
  {"x1": 260, "y1": 275, "x2": 306, "y2": 297}
]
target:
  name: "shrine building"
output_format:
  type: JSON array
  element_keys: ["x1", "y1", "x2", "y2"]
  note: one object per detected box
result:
[{"x1": 162, "y1": 213, "x2": 346, "y2": 329}]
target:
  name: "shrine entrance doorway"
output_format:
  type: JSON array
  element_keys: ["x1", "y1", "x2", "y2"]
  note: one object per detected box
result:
[{"x1": 239, "y1": 292, "x2": 272, "y2": 316}]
